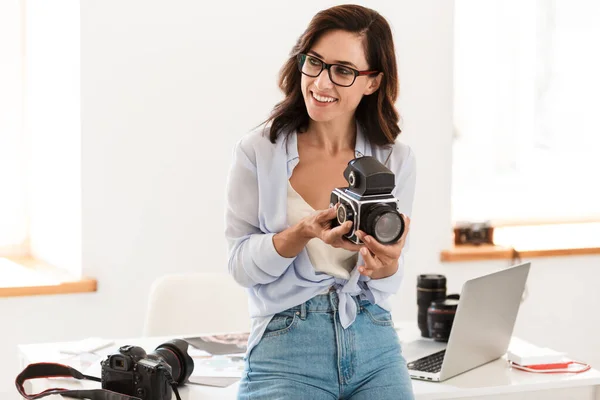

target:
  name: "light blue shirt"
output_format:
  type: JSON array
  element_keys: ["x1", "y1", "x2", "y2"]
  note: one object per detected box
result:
[{"x1": 224, "y1": 124, "x2": 417, "y2": 354}]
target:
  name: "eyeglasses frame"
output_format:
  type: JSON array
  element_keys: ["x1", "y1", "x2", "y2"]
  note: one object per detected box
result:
[{"x1": 296, "y1": 53, "x2": 379, "y2": 87}]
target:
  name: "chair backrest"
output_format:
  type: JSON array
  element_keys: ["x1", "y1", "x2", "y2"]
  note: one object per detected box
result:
[{"x1": 143, "y1": 272, "x2": 250, "y2": 337}]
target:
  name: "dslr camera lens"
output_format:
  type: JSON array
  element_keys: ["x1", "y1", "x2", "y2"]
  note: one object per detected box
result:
[
  {"x1": 149, "y1": 339, "x2": 194, "y2": 384},
  {"x1": 427, "y1": 298, "x2": 460, "y2": 342},
  {"x1": 417, "y1": 274, "x2": 447, "y2": 338}
]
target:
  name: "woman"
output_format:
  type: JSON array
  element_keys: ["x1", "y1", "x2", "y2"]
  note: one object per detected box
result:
[{"x1": 225, "y1": 4, "x2": 416, "y2": 399}]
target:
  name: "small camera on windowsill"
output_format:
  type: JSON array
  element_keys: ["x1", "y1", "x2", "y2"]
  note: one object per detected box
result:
[{"x1": 453, "y1": 221, "x2": 494, "y2": 246}]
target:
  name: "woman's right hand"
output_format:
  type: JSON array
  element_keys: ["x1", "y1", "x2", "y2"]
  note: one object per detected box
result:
[
  {"x1": 273, "y1": 204, "x2": 363, "y2": 258},
  {"x1": 300, "y1": 204, "x2": 364, "y2": 252}
]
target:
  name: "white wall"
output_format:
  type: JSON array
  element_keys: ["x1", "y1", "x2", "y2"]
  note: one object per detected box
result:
[{"x1": 1, "y1": 0, "x2": 599, "y2": 397}]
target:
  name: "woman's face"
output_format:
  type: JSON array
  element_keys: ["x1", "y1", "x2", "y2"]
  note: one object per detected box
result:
[{"x1": 301, "y1": 29, "x2": 381, "y2": 125}]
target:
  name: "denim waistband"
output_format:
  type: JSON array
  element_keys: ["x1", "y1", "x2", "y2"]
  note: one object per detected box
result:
[{"x1": 287, "y1": 290, "x2": 371, "y2": 316}]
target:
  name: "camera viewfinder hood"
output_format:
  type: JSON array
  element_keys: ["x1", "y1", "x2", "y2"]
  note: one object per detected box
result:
[{"x1": 343, "y1": 156, "x2": 395, "y2": 196}]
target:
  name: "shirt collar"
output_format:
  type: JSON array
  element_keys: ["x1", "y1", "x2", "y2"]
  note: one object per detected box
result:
[
  {"x1": 285, "y1": 121, "x2": 368, "y2": 162},
  {"x1": 354, "y1": 122, "x2": 367, "y2": 158}
]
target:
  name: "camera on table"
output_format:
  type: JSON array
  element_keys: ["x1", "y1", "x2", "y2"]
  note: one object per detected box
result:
[
  {"x1": 330, "y1": 156, "x2": 405, "y2": 245},
  {"x1": 101, "y1": 339, "x2": 194, "y2": 400}
]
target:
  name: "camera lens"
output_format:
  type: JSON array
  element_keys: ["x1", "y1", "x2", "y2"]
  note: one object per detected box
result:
[
  {"x1": 427, "y1": 298, "x2": 459, "y2": 342},
  {"x1": 417, "y1": 274, "x2": 447, "y2": 338},
  {"x1": 149, "y1": 339, "x2": 194, "y2": 385},
  {"x1": 363, "y1": 204, "x2": 404, "y2": 244},
  {"x1": 373, "y1": 212, "x2": 403, "y2": 243}
]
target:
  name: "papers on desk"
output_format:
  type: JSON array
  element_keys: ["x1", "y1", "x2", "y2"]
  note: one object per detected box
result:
[
  {"x1": 185, "y1": 332, "x2": 249, "y2": 355},
  {"x1": 185, "y1": 332, "x2": 249, "y2": 388},
  {"x1": 188, "y1": 354, "x2": 245, "y2": 387}
]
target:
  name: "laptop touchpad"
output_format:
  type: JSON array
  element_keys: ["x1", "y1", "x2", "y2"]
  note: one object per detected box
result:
[{"x1": 401, "y1": 338, "x2": 447, "y2": 362}]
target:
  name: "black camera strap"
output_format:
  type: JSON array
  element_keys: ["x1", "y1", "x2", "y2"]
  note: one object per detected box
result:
[
  {"x1": 161, "y1": 369, "x2": 183, "y2": 400},
  {"x1": 16, "y1": 362, "x2": 141, "y2": 400},
  {"x1": 16, "y1": 362, "x2": 183, "y2": 400}
]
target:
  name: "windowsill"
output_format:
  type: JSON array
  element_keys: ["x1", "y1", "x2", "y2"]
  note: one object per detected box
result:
[
  {"x1": 442, "y1": 222, "x2": 600, "y2": 262},
  {"x1": 440, "y1": 244, "x2": 600, "y2": 262},
  {"x1": 0, "y1": 256, "x2": 97, "y2": 298}
]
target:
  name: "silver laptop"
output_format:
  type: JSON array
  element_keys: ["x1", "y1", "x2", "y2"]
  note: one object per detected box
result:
[{"x1": 403, "y1": 262, "x2": 531, "y2": 382}]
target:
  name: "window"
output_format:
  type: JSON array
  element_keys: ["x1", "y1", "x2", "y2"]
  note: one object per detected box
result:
[
  {"x1": 452, "y1": 0, "x2": 600, "y2": 227},
  {"x1": 0, "y1": 0, "x2": 27, "y2": 256},
  {"x1": 0, "y1": 0, "x2": 82, "y2": 281}
]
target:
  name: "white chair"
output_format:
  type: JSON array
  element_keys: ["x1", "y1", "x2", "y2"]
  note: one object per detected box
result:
[{"x1": 143, "y1": 272, "x2": 251, "y2": 337}]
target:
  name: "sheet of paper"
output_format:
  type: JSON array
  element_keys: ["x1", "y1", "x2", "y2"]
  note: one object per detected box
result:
[
  {"x1": 190, "y1": 354, "x2": 246, "y2": 379},
  {"x1": 185, "y1": 332, "x2": 249, "y2": 355}
]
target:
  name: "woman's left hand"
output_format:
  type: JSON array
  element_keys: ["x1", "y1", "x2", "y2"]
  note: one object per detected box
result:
[{"x1": 355, "y1": 215, "x2": 411, "y2": 280}]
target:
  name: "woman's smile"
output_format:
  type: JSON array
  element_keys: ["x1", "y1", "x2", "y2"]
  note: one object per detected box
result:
[{"x1": 309, "y1": 90, "x2": 338, "y2": 107}]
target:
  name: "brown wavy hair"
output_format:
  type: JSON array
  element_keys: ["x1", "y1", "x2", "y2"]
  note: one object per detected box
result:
[{"x1": 264, "y1": 4, "x2": 400, "y2": 146}]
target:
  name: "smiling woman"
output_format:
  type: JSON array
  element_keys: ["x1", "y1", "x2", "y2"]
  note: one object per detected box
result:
[
  {"x1": 295, "y1": 29, "x2": 383, "y2": 142},
  {"x1": 225, "y1": 4, "x2": 416, "y2": 400},
  {"x1": 265, "y1": 6, "x2": 400, "y2": 148}
]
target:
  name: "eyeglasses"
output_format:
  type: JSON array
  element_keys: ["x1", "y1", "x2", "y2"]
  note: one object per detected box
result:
[{"x1": 296, "y1": 53, "x2": 378, "y2": 87}]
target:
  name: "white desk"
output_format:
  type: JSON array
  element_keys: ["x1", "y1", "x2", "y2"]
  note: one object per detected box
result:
[{"x1": 17, "y1": 322, "x2": 600, "y2": 400}]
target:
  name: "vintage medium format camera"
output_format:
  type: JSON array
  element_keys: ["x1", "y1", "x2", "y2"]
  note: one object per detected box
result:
[
  {"x1": 101, "y1": 339, "x2": 194, "y2": 400},
  {"x1": 330, "y1": 156, "x2": 405, "y2": 245}
]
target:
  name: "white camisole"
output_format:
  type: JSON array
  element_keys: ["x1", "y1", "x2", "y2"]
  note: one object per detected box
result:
[{"x1": 286, "y1": 182, "x2": 358, "y2": 280}]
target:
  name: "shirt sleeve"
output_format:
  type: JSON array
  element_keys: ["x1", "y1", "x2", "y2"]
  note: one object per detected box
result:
[
  {"x1": 363, "y1": 144, "x2": 417, "y2": 304},
  {"x1": 225, "y1": 138, "x2": 296, "y2": 288}
]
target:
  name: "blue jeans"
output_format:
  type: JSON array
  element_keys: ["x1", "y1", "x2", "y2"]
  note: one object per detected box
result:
[{"x1": 237, "y1": 290, "x2": 415, "y2": 400}]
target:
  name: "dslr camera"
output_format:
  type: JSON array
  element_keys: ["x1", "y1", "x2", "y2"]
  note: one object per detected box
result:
[
  {"x1": 330, "y1": 156, "x2": 405, "y2": 245},
  {"x1": 101, "y1": 339, "x2": 194, "y2": 400}
]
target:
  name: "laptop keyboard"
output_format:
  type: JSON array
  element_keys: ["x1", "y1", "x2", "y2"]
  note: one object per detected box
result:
[{"x1": 407, "y1": 350, "x2": 446, "y2": 373}]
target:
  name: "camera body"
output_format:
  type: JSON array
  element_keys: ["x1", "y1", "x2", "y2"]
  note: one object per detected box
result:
[
  {"x1": 101, "y1": 345, "x2": 172, "y2": 400},
  {"x1": 454, "y1": 221, "x2": 494, "y2": 246},
  {"x1": 101, "y1": 339, "x2": 193, "y2": 400},
  {"x1": 330, "y1": 156, "x2": 405, "y2": 245}
]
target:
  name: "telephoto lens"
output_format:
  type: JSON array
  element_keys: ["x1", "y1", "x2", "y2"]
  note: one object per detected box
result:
[
  {"x1": 417, "y1": 274, "x2": 447, "y2": 337},
  {"x1": 427, "y1": 297, "x2": 460, "y2": 342}
]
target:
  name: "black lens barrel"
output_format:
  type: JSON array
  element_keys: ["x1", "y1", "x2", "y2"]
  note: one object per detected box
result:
[
  {"x1": 151, "y1": 339, "x2": 194, "y2": 385},
  {"x1": 427, "y1": 298, "x2": 459, "y2": 342},
  {"x1": 417, "y1": 274, "x2": 447, "y2": 338}
]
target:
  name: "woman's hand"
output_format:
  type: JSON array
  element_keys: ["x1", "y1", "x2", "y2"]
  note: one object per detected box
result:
[
  {"x1": 273, "y1": 204, "x2": 362, "y2": 258},
  {"x1": 356, "y1": 215, "x2": 411, "y2": 280},
  {"x1": 300, "y1": 204, "x2": 364, "y2": 252}
]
